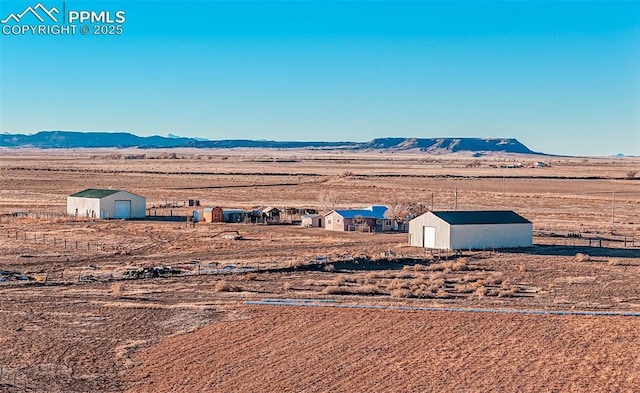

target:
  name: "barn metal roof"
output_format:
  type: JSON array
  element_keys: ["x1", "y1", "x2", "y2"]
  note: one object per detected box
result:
[
  {"x1": 431, "y1": 210, "x2": 531, "y2": 225},
  {"x1": 69, "y1": 188, "x2": 122, "y2": 198}
]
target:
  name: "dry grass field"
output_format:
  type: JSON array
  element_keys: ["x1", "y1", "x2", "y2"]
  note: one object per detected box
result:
[{"x1": 0, "y1": 148, "x2": 639, "y2": 392}]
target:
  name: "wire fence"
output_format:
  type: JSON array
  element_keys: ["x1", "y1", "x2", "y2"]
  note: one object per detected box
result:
[
  {"x1": 3, "y1": 228, "x2": 130, "y2": 254},
  {"x1": 534, "y1": 230, "x2": 639, "y2": 249},
  {"x1": 1, "y1": 223, "x2": 637, "y2": 289},
  {"x1": 0, "y1": 211, "x2": 71, "y2": 222}
]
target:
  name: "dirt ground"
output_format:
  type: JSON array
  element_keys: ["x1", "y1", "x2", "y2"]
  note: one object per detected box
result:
[
  {"x1": 125, "y1": 306, "x2": 640, "y2": 393},
  {"x1": 0, "y1": 148, "x2": 639, "y2": 392}
]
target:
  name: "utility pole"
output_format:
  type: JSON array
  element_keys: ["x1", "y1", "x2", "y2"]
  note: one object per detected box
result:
[
  {"x1": 454, "y1": 187, "x2": 458, "y2": 211},
  {"x1": 612, "y1": 188, "x2": 615, "y2": 231},
  {"x1": 431, "y1": 192, "x2": 434, "y2": 211}
]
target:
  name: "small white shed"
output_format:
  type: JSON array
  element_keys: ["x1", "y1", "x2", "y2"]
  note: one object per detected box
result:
[
  {"x1": 408, "y1": 210, "x2": 532, "y2": 250},
  {"x1": 301, "y1": 214, "x2": 323, "y2": 228},
  {"x1": 67, "y1": 188, "x2": 146, "y2": 219}
]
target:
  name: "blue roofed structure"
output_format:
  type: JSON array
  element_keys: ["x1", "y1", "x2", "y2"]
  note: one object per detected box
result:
[
  {"x1": 324, "y1": 205, "x2": 392, "y2": 232},
  {"x1": 332, "y1": 205, "x2": 388, "y2": 220}
]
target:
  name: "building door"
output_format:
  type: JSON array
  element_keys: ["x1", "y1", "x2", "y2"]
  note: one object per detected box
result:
[
  {"x1": 423, "y1": 226, "x2": 436, "y2": 248},
  {"x1": 114, "y1": 200, "x2": 132, "y2": 219}
]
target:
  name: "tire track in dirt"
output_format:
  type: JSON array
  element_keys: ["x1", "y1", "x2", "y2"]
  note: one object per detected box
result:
[{"x1": 124, "y1": 305, "x2": 640, "y2": 392}]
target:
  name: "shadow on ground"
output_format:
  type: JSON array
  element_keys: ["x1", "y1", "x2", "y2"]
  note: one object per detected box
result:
[
  {"x1": 510, "y1": 244, "x2": 640, "y2": 258},
  {"x1": 269, "y1": 255, "x2": 471, "y2": 274},
  {"x1": 138, "y1": 215, "x2": 188, "y2": 222}
]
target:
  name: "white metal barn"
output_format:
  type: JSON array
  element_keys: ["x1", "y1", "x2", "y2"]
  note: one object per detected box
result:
[
  {"x1": 67, "y1": 189, "x2": 146, "y2": 219},
  {"x1": 408, "y1": 211, "x2": 532, "y2": 250}
]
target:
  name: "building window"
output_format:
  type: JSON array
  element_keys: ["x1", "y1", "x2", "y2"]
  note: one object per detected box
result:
[{"x1": 327, "y1": 218, "x2": 332, "y2": 224}]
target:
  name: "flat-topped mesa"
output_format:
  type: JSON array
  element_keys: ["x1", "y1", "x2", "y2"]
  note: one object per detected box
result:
[
  {"x1": 0, "y1": 131, "x2": 538, "y2": 154},
  {"x1": 359, "y1": 137, "x2": 535, "y2": 154}
]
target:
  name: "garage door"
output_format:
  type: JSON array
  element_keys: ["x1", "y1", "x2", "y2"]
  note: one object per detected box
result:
[
  {"x1": 114, "y1": 200, "x2": 131, "y2": 219},
  {"x1": 423, "y1": 226, "x2": 436, "y2": 248}
]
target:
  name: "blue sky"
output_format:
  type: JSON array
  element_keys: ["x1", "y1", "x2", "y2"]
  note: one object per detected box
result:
[{"x1": 0, "y1": 0, "x2": 638, "y2": 156}]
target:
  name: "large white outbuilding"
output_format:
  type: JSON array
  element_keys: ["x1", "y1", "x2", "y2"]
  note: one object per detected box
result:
[
  {"x1": 408, "y1": 210, "x2": 532, "y2": 250},
  {"x1": 67, "y1": 188, "x2": 146, "y2": 219}
]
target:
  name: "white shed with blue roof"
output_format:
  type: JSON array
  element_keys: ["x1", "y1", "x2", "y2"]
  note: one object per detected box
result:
[
  {"x1": 408, "y1": 210, "x2": 532, "y2": 250},
  {"x1": 324, "y1": 205, "x2": 392, "y2": 232}
]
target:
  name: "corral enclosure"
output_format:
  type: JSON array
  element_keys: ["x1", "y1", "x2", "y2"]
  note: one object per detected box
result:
[{"x1": 0, "y1": 148, "x2": 639, "y2": 392}]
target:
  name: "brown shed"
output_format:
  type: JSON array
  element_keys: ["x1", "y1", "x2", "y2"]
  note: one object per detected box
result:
[{"x1": 203, "y1": 206, "x2": 223, "y2": 223}]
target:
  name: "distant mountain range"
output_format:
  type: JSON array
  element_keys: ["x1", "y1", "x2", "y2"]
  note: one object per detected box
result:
[{"x1": 0, "y1": 131, "x2": 539, "y2": 154}]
